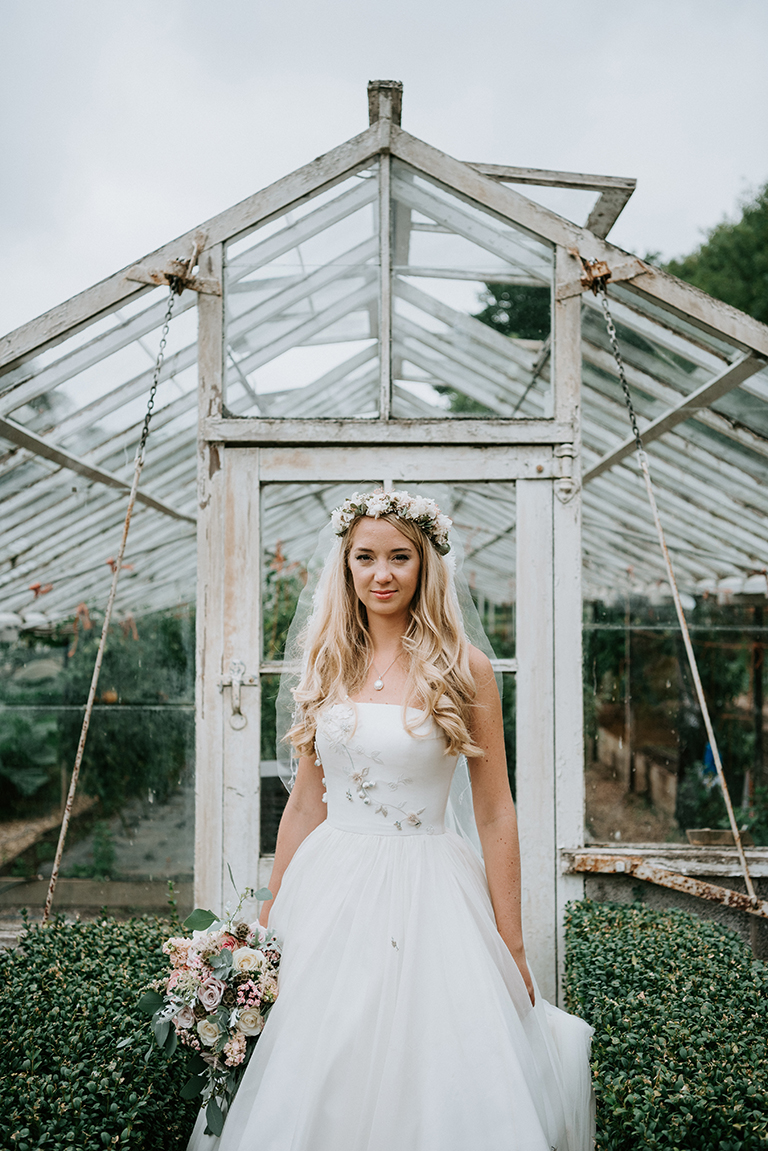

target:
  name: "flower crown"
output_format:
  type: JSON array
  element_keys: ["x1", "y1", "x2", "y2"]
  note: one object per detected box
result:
[{"x1": 330, "y1": 490, "x2": 452, "y2": 555}]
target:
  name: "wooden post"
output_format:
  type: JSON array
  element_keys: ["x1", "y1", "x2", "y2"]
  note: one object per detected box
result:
[
  {"x1": 552, "y1": 248, "x2": 585, "y2": 1002},
  {"x1": 368, "y1": 80, "x2": 403, "y2": 126},
  {"x1": 195, "y1": 243, "x2": 226, "y2": 911},
  {"x1": 516, "y1": 478, "x2": 556, "y2": 1001}
]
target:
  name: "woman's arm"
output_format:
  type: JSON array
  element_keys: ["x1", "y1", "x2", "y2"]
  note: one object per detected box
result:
[
  {"x1": 466, "y1": 648, "x2": 535, "y2": 1005},
  {"x1": 259, "y1": 752, "x2": 326, "y2": 926}
]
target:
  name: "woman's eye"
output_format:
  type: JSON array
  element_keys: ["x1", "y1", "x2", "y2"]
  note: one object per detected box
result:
[{"x1": 394, "y1": 554, "x2": 410, "y2": 562}]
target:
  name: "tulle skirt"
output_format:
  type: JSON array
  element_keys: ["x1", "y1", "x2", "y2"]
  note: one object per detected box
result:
[{"x1": 187, "y1": 822, "x2": 594, "y2": 1151}]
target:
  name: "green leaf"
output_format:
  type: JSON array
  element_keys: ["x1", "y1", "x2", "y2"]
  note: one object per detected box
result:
[
  {"x1": 180, "y1": 1074, "x2": 206, "y2": 1101},
  {"x1": 152, "y1": 1018, "x2": 170, "y2": 1049},
  {"x1": 183, "y1": 908, "x2": 219, "y2": 932},
  {"x1": 187, "y1": 1053, "x2": 208, "y2": 1075},
  {"x1": 254, "y1": 888, "x2": 273, "y2": 902},
  {"x1": 137, "y1": 990, "x2": 164, "y2": 1016},
  {"x1": 115, "y1": 1037, "x2": 133, "y2": 1050},
  {"x1": 164, "y1": 1026, "x2": 178, "y2": 1057},
  {"x1": 206, "y1": 1098, "x2": 225, "y2": 1137},
  {"x1": 227, "y1": 862, "x2": 238, "y2": 893}
]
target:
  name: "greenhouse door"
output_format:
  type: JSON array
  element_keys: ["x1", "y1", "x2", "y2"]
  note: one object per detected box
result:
[{"x1": 196, "y1": 435, "x2": 583, "y2": 1003}]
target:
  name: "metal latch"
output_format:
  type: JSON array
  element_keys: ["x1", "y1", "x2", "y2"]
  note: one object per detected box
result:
[
  {"x1": 217, "y1": 659, "x2": 257, "y2": 729},
  {"x1": 554, "y1": 443, "x2": 578, "y2": 503}
]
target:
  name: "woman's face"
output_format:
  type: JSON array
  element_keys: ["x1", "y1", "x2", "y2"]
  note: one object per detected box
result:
[{"x1": 347, "y1": 518, "x2": 421, "y2": 620}]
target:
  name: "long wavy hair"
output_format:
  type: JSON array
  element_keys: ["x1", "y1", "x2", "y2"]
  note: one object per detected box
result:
[{"x1": 288, "y1": 513, "x2": 482, "y2": 759}]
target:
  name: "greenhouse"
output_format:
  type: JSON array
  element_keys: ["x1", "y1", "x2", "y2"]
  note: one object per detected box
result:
[{"x1": 2, "y1": 79, "x2": 767, "y2": 1002}]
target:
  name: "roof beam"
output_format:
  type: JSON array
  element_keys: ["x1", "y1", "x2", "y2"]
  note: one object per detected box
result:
[
  {"x1": 466, "y1": 163, "x2": 636, "y2": 240},
  {"x1": 583, "y1": 353, "x2": 766, "y2": 483},
  {"x1": 0, "y1": 416, "x2": 195, "y2": 523}
]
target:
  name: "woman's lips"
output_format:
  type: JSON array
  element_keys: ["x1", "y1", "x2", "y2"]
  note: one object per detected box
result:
[{"x1": 372, "y1": 590, "x2": 396, "y2": 599}]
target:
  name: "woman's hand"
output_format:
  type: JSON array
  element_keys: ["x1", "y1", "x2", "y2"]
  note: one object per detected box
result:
[{"x1": 509, "y1": 945, "x2": 535, "y2": 1006}]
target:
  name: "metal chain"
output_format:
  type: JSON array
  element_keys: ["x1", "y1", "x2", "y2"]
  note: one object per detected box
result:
[
  {"x1": 137, "y1": 286, "x2": 178, "y2": 462},
  {"x1": 597, "y1": 287, "x2": 644, "y2": 455}
]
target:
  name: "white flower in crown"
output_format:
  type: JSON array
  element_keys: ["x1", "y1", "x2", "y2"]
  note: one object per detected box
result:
[{"x1": 330, "y1": 490, "x2": 452, "y2": 555}]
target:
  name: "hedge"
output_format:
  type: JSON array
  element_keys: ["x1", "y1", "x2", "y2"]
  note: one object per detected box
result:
[
  {"x1": 4, "y1": 902, "x2": 767, "y2": 1149},
  {"x1": 565, "y1": 900, "x2": 768, "y2": 1150},
  {"x1": 0, "y1": 913, "x2": 198, "y2": 1151}
]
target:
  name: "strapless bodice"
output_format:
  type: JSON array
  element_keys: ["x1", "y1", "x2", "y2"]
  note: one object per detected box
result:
[{"x1": 315, "y1": 702, "x2": 459, "y2": 836}]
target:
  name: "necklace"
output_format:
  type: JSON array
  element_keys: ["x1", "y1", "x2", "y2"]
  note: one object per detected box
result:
[{"x1": 371, "y1": 651, "x2": 402, "y2": 691}]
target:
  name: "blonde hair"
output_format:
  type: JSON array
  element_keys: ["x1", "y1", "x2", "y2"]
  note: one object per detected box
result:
[{"x1": 288, "y1": 513, "x2": 482, "y2": 759}]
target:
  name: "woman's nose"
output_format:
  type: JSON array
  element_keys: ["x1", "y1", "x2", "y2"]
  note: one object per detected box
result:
[{"x1": 373, "y1": 560, "x2": 393, "y2": 583}]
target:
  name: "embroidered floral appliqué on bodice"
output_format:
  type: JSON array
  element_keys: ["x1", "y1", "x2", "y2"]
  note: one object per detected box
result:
[{"x1": 315, "y1": 703, "x2": 457, "y2": 837}]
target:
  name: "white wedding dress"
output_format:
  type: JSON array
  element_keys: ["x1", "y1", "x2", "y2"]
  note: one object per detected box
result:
[{"x1": 188, "y1": 702, "x2": 595, "y2": 1151}]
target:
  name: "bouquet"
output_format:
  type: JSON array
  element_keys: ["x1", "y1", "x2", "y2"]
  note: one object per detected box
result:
[{"x1": 138, "y1": 883, "x2": 280, "y2": 1136}]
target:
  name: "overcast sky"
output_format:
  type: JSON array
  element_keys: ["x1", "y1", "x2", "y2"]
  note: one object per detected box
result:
[{"x1": 1, "y1": 0, "x2": 766, "y2": 336}]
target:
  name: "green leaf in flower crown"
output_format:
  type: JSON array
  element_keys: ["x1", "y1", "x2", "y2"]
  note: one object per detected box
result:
[
  {"x1": 206, "y1": 1098, "x2": 225, "y2": 1137},
  {"x1": 183, "y1": 908, "x2": 219, "y2": 932},
  {"x1": 254, "y1": 888, "x2": 273, "y2": 901},
  {"x1": 138, "y1": 990, "x2": 165, "y2": 1016}
]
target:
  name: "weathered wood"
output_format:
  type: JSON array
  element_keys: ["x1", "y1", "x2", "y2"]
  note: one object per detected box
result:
[
  {"x1": 583, "y1": 353, "x2": 765, "y2": 483},
  {"x1": 552, "y1": 251, "x2": 585, "y2": 1000},
  {"x1": 221, "y1": 449, "x2": 262, "y2": 920},
  {"x1": 565, "y1": 851, "x2": 768, "y2": 919},
  {"x1": 0, "y1": 415, "x2": 195, "y2": 523},
  {"x1": 203, "y1": 416, "x2": 574, "y2": 446},
  {"x1": 466, "y1": 164, "x2": 636, "y2": 192},
  {"x1": 195, "y1": 244, "x2": 225, "y2": 911},
  {"x1": 379, "y1": 156, "x2": 392, "y2": 418},
  {"x1": 0, "y1": 120, "x2": 388, "y2": 376},
  {"x1": 515, "y1": 479, "x2": 556, "y2": 1001},
  {"x1": 257, "y1": 444, "x2": 555, "y2": 482},
  {"x1": 585, "y1": 187, "x2": 636, "y2": 240},
  {"x1": 368, "y1": 80, "x2": 403, "y2": 126},
  {"x1": 125, "y1": 266, "x2": 221, "y2": 295}
]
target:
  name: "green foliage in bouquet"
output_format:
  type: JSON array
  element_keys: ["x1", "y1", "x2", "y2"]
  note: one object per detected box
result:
[
  {"x1": 565, "y1": 900, "x2": 768, "y2": 1150},
  {"x1": 0, "y1": 914, "x2": 198, "y2": 1151}
]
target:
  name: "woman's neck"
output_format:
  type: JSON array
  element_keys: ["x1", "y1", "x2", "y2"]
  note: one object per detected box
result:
[{"x1": 367, "y1": 611, "x2": 408, "y2": 655}]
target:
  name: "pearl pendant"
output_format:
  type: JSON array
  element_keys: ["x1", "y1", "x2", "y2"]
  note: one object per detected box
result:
[{"x1": 373, "y1": 678, "x2": 384, "y2": 691}]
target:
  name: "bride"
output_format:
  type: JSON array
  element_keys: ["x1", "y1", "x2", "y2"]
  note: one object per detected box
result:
[{"x1": 188, "y1": 490, "x2": 594, "y2": 1150}]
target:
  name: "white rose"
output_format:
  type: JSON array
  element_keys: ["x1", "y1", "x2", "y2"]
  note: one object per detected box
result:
[
  {"x1": 196, "y1": 1018, "x2": 221, "y2": 1047},
  {"x1": 237, "y1": 1007, "x2": 265, "y2": 1036},
  {"x1": 175, "y1": 1004, "x2": 196, "y2": 1029},
  {"x1": 248, "y1": 923, "x2": 268, "y2": 945},
  {"x1": 232, "y1": 947, "x2": 267, "y2": 974},
  {"x1": 366, "y1": 495, "x2": 389, "y2": 517}
]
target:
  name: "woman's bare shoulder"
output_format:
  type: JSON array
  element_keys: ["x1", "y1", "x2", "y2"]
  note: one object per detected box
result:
[{"x1": 468, "y1": 644, "x2": 494, "y2": 680}]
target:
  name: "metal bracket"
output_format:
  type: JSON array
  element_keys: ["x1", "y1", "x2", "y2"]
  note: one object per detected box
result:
[
  {"x1": 125, "y1": 231, "x2": 222, "y2": 296},
  {"x1": 554, "y1": 443, "x2": 578, "y2": 503},
  {"x1": 217, "y1": 658, "x2": 257, "y2": 730},
  {"x1": 555, "y1": 249, "x2": 649, "y2": 301}
]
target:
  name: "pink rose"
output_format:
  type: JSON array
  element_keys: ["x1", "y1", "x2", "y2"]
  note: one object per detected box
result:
[
  {"x1": 197, "y1": 976, "x2": 226, "y2": 1010},
  {"x1": 175, "y1": 1004, "x2": 196, "y2": 1029}
]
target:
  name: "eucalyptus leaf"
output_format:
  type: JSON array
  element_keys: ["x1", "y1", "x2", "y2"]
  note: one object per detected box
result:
[
  {"x1": 206, "y1": 1098, "x2": 225, "y2": 1137},
  {"x1": 227, "y1": 862, "x2": 238, "y2": 893},
  {"x1": 164, "y1": 1026, "x2": 178, "y2": 1057},
  {"x1": 137, "y1": 990, "x2": 164, "y2": 1016},
  {"x1": 152, "y1": 1018, "x2": 170, "y2": 1049},
  {"x1": 254, "y1": 888, "x2": 273, "y2": 902},
  {"x1": 183, "y1": 908, "x2": 219, "y2": 932}
]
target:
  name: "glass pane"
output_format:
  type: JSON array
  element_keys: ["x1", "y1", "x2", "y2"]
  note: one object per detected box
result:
[
  {"x1": 0, "y1": 605, "x2": 195, "y2": 895},
  {"x1": 225, "y1": 164, "x2": 380, "y2": 418},
  {"x1": 391, "y1": 161, "x2": 553, "y2": 418},
  {"x1": 583, "y1": 594, "x2": 767, "y2": 846}
]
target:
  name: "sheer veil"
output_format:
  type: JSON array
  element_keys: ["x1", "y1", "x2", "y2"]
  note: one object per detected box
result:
[{"x1": 274, "y1": 516, "x2": 502, "y2": 858}]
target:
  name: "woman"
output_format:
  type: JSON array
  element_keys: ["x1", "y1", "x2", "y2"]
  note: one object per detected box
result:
[{"x1": 188, "y1": 490, "x2": 594, "y2": 1151}]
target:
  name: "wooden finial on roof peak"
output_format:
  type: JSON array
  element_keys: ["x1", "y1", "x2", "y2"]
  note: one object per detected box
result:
[{"x1": 368, "y1": 80, "x2": 403, "y2": 126}]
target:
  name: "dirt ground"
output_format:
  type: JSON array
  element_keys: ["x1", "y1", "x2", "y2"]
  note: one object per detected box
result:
[{"x1": 585, "y1": 758, "x2": 684, "y2": 844}]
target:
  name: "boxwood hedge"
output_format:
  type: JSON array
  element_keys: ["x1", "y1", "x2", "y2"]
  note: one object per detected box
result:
[
  {"x1": 565, "y1": 900, "x2": 768, "y2": 1150},
  {"x1": 1, "y1": 913, "x2": 198, "y2": 1151}
]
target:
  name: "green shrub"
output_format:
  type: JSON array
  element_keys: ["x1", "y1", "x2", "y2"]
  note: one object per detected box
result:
[
  {"x1": 565, "y1": 900, "x2": 768, "y2": 1150},
  {"x1": 0, "y1": 914, "x2": 198, "y2": 1150}
]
